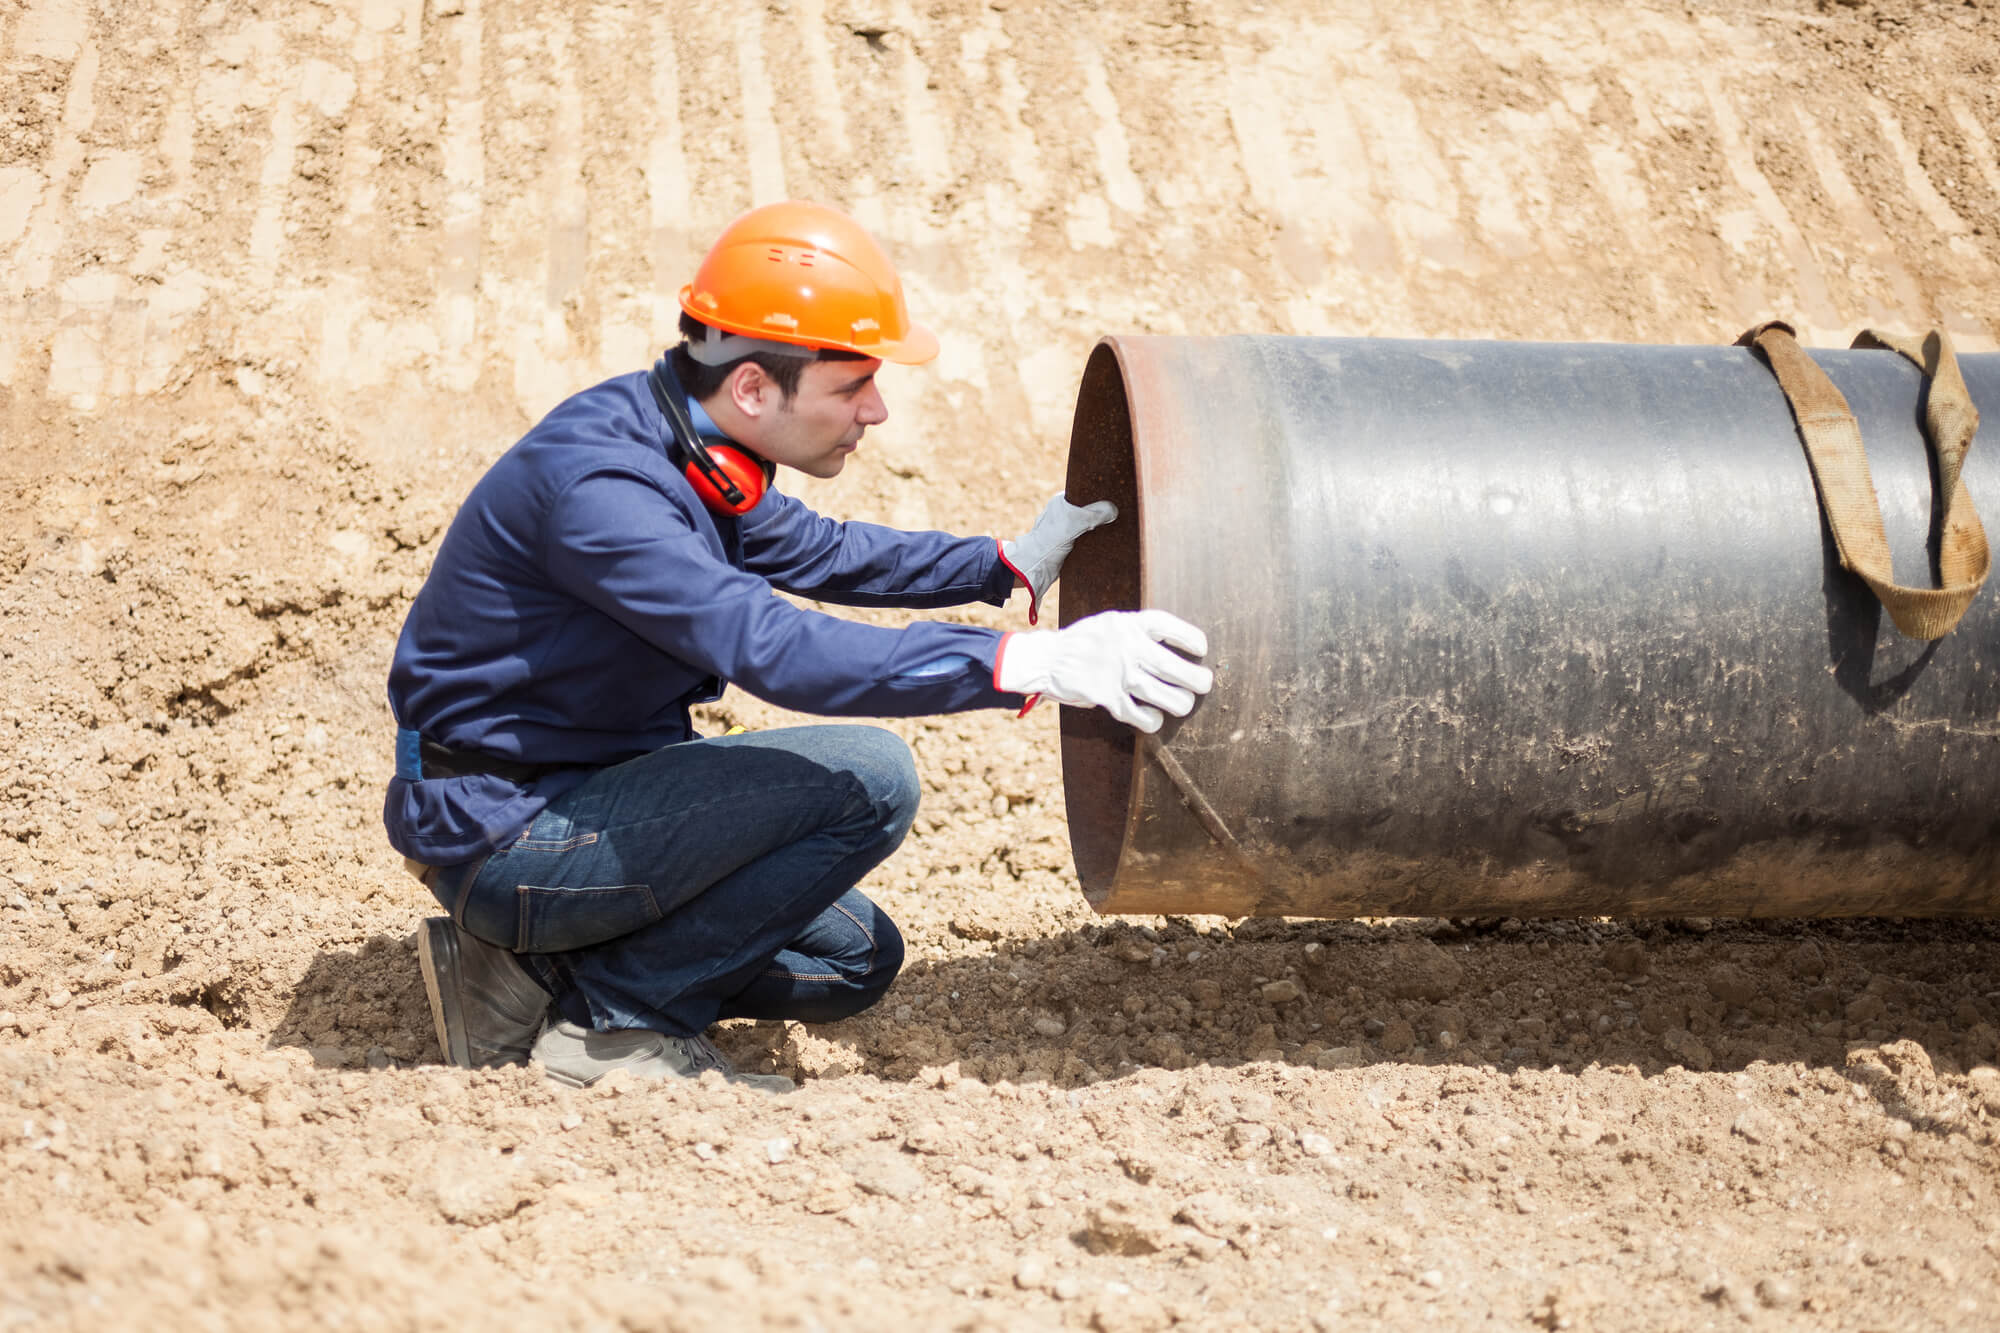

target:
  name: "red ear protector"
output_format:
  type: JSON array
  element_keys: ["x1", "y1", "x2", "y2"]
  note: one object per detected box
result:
[{"x1": 647, "y1": 357, "x2": 775, "y2": 518}]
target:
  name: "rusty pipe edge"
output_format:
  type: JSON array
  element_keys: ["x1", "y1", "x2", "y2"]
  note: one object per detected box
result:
[{"x1": 1058, "y1": 334, "x2": 2000, "y2": 919}]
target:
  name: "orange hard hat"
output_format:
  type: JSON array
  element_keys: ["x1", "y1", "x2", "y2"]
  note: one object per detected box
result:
[{"x1": 679, "y1": 201, "x2": 939, "y2": 365}]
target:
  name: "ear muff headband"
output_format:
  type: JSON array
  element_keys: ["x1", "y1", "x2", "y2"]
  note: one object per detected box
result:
[{"x1": 646, "y1": 357, "x2": 775, "y2": 518}]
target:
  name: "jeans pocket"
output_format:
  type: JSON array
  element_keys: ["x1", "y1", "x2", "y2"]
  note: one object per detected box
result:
[
  {"x1": 513, "y1": 789, "x2": 606, "y2": 852},
  {"x1": 513, "y1": 881, "x2": 666, "y2": 955}
]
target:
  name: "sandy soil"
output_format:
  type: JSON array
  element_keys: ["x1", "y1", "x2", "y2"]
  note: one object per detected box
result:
[{"x1": 5, "y1": 0, "x2": 2000, "y2": 1327}]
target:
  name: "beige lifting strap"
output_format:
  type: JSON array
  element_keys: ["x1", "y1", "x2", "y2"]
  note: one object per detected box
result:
[{"x1": 1737, "y1": 320, "x2": 1990, "y2": 640}]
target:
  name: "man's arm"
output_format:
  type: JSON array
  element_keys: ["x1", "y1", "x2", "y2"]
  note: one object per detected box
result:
[
  {"x1": 738, "y1": 489, "x2": 1014, "y2": 610},
  {"x1": 548, "y1": 472, "x2": 1013, "y2": 715}
]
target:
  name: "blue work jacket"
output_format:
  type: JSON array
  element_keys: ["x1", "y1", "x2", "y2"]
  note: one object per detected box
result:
[{"x1": 384, "y1": 369, "x2": 1023, "y2": 865}]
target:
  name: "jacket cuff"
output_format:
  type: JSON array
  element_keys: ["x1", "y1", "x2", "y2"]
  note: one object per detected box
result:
[
  {"x1": 982, "y1": 538, "x2": 1023, "y2": 609},
  {"x1": 992, "y1": 632, "x2": 1041, "y2": 718}
]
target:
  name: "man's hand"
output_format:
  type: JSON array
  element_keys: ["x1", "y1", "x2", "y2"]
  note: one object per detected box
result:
[
  {"x1": 995, "y1": 609, "x2": 1213, "y2": 733},
  {"x1": 1001, "y1": 492, "x2": 1118, "y2": 624}
]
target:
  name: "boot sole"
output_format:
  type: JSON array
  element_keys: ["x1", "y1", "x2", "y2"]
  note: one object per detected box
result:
[
  {"x1": 416, "y1": 918, "x2": 472, "y2": 1067},
  {"x1": 529, "y1": 1037, "x2": 794, "y2": 1093}
]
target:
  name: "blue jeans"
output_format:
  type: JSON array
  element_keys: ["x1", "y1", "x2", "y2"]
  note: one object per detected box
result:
[{"x1": 422, "y1": 725, "x2": 915, "y2": 1037}]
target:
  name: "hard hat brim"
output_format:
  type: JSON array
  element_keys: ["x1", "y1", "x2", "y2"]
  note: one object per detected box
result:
[{"x1": 878, "y1": 322, "x2": 939, "y2": 366}]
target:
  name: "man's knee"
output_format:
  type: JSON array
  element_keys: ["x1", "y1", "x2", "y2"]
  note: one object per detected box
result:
[
  {"x1": 834, "y1": 725, "x2": 920, "y2": 837},
  {"x1": 812, "y1": 898, "x2": 904, "y2": 1020},
  {"x1": 863, "y1": 908, "x2": 905, "y2": 991}
]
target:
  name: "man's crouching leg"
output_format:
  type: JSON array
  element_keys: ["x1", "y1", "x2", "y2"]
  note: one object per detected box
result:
[
  {"x1": 504, "y1": 724, "x2": 920, "y2": 1093},
  {"x1": 535, "y1": 891, "x2": 906, "y2": 1091},
  {"x1": 715, "y1": 888, "x2": 907, "y2": 1025}
]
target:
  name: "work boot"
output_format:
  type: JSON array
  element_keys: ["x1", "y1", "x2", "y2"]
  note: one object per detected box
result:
[
  {"x1": 417, "y1": 916, "x2": 552, "y2": 1068},
  {"x1": 531, "y1": 1020, "x2": 795, "y2": 1094}
]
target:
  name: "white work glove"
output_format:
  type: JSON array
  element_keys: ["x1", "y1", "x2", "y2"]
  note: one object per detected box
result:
[
  {"x1": 1001, "y1": 492, "x2": 1119, "y2": 624},
  {"x1": 996, "y1": 609, "x2": 1214, "y2": 733}
]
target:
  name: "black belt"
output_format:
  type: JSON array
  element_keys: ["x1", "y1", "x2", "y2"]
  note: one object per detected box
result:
[{"x1": 419, "y1": 738, "x2": 573, "y2": 785}]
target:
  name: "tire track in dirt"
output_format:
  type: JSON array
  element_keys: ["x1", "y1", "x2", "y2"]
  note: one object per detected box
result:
[
  {"x1": 1695, "y1": 42, "x2": 1848, "y2": 338},
  {"x1": 1549, "y1": 9, "x2": 1698, "y2": 331},
  {"x1": 873, "y1": 1, "x2": 971, "y2": 379},
  {"x1": 1871, "y1": 95, "x2": 1981, "y2": 250},
  {"x1": 788, "y1": 0, "x2": 854, "y2": 171},
  {"x1": 939, "y1": 5, "x2": 1066, "y2": 451},
  {"x1": 642, "y1": 3, "x2": 693, "y2": 348},
  {"x1": 1345, "y1": 27, "x2": 1480, "y2": 299},
  {"x1": 1, "y1": 0, "x2": 95, "y2": 394},
  {"x1": 1948, "y1": 93, "x2": 2000, "y2": 203},
  {"x1": 1475, "y1": 5, "x2": 1658, "y2": 339},
  {"x1": 1610, "y1": 13, "x2": 1790, "y2": 335},
  {"x1": 1558, "y1": 42, "x2": 1700, "y2": 333},
  {"x1": 576, "y1": 4, "x2": 656, "y2": 372},
  {"x1": 860, "y1": 3, "x2": 1002, "y2": 531},
  {"x1": 951, "y1": 11, "x2": 1045, "y2": 344},
  {"x1": 112, "y1": 5, "x2": 204, "y2": 403},
  {"x1": 434, "y1": 0, "x2": 485, "y2": 393},
  {"x1": 41, "y1": 1, "x2": 167, "y2": 412},
  {"x1": 1790, "y1": 98, "x2": 1930, "y2": 328},
  {"x1": 246, "y1": 80, "x2": 308, "y2": 294},
  {"x1": 10, "y1": 0, "x2": 2000, "y2": 426},
  {"x1": 314, "y1": 6, "x2": 388, "y2": 394},
  {"x1": 1072, "y1": 36, "x2": 1147, "y2": 231},
  {"x1": 737, "y1": 4, "x2": 790, "y2": 210},
  {"x1": 1865, "y1": 93, "x2": 1996, "y2": 348},
  {"x1": 1224, "y1": 32, "x2": 1367, "y2": 337},
  {"x1": 541, "y1": 9, "x2": 588, "y2": 386},
  {"x1": 476, "y1": 3, "x2": 577, "y2": 413},
  {"x1": 300, "y1": 0, "x2": 439, "y2": 401}
]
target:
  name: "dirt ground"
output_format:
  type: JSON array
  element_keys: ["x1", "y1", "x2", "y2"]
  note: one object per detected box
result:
[{"x1": 5, "y1": 0, "x2": 2000, "y2": 1327}]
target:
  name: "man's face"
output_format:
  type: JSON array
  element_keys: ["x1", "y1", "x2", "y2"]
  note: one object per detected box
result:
[{"x1": 738, "y1": 357, "x2": 888, "y2": 479}]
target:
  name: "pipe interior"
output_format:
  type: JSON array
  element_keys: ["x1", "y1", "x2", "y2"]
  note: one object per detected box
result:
[{"x1": 1059, "y1": 341, "x2": 1142, "y2": 898}]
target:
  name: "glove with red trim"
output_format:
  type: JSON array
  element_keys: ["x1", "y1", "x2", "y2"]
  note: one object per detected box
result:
[
  {"x1": 995, "y1": 609, "x2": 1212, "y2": 734},
  {"x1": 1000, "y1": 492, "x2": 1118, "y2": 624}
]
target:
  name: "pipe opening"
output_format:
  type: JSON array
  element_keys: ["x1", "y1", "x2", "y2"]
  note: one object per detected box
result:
[{"x1": 1059, "y1": 341, "x2": 1142, "y2": 900}]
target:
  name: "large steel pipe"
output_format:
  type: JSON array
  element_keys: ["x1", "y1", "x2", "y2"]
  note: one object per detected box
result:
[{"x1": 1058, "y1": 335, "x2": 2000, "y2": 918}]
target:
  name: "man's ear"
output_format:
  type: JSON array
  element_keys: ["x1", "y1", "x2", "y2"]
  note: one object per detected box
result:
[{"x1": 726, "y1": 361, "x2": 775, "y2": 421}]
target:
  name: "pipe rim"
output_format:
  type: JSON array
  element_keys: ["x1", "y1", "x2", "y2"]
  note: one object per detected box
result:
[{"x1": 1059, "y1": 337, "x2": 1148, "y2": 905}]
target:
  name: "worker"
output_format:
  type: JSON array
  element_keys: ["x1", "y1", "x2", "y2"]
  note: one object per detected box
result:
[{"x1": 387, "y1": 201, "x2": 1212, "y2": 1091}]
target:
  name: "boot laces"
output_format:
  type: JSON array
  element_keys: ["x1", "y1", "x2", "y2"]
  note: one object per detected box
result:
[{"x1": 681, "y1": 1034, "x2": 734, "y2": 1076}]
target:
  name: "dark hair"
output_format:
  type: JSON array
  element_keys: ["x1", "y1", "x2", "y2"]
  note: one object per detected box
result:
[{"x1": 672, "y1": 312, "x2": 866, "y2": 404}]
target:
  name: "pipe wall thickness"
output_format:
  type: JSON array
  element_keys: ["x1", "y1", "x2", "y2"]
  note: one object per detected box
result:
[{"x1": 1059, "y1": 335, "x2": 2000, "y2": 918}]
